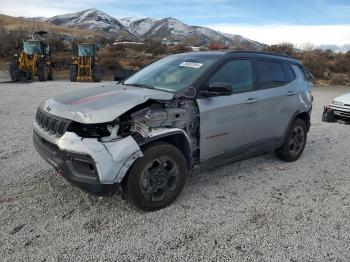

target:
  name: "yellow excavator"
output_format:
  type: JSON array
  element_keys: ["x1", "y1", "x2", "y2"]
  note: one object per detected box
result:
[
  {"x1": 70, "y1": 43, "x2": 101, "y2": 82},
  {"x1": 10, "y1": 31, "x2": 53, "y2": 82}
]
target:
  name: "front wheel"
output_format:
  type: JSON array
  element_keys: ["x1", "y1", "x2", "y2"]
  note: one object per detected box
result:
[
  {"x1": 276, "y1": 118, "x2": 307, "y2": 162},
  {"x1": 123, "y1": 142, "x2": 188, "y2": 211},
  {"x1": 10, "y1": 61, "x2": 19, "y2": 82},
  {"x1": 92, "y1": 65, "x2": 101, "y2": 82}
]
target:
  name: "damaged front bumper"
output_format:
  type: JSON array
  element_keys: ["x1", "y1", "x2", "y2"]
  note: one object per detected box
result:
[{"x1": 33, "y1": 121, "x2": 143, "y2": 195}]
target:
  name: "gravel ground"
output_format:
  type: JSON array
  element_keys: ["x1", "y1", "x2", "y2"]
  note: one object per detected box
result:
[
  {"x1": 0, "y1": 69, "x2": 10, "y2": 82},
  {"x1": 0, "y1": 80, "x2": 350, "y2": 261}
]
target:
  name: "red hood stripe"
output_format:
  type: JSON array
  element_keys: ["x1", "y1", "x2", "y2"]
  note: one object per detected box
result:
[{"x1": 69, "y1": 91, "x2": 119, "y2": 105}]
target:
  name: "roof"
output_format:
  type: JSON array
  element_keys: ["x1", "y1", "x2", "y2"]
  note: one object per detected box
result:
[
  {"x1": 173, "y1": 50, "x2": 300, "y2": 64},
  {"x1": 227, "y1": 50, "x2": 300, "y2": 63}
]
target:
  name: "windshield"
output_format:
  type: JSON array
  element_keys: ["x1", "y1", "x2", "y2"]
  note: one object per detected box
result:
[
  {"x1": 124, "y1": 55, "x2": 218, "y2": 92},
  {"x1": 23, "y1": 41, "x2": 40, "y2": 55},
  {"x1": 78, "y1": 44, "x2": 94, "y2": 57}
]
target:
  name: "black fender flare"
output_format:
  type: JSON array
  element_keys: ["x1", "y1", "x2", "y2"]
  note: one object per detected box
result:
[
  {"x1": 139, "y1": 128, "x2": 193, "y2": 169},
  {"x1": 281, "y1": 110, "x2": 311, "y2": 145}
]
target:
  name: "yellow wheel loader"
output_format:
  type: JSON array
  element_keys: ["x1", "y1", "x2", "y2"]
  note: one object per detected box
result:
[
  {"x1": 70, "y1": 44, "x2": 101, "y2": 82},
  {"x1": 10, "y1": 31, "x2": 53, "y2": 82}
]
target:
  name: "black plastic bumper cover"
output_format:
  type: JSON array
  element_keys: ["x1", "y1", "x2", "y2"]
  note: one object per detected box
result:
[{"x1": 33, "y1": 130, "x2": 117, "y2": 195}]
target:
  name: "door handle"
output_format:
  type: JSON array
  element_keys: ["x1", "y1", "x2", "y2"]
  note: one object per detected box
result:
[
  {"x1": 245, "y1": 98, "x2": 258, "y2": 104},
  {"x1": 287, "y1": 91, "x2": 296, "y2": 96}
]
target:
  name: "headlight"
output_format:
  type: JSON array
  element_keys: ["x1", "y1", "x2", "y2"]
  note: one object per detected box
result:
[
  {"x1": 67, "y1": 122, "x2": 111, "y2": 138},
  {"x1": 332, "y1": 101, "x2": 344, "y2": 106}
]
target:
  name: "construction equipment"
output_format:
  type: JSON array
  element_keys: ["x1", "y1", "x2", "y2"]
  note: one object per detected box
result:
[
  {"x1": 10, "y1": 31, "x2": 54, "y2": 82},
  {"x1": 70, "y1": 44, "x2": 101, "y2": 82}
]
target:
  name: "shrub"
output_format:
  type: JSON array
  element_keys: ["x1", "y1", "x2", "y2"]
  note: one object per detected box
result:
[
  {"x1": 329, "y1": 73, "x2": 350, "y2": 85},
  {"x1": 263, "y1": 43, "x2": 294, "y2": 56}
]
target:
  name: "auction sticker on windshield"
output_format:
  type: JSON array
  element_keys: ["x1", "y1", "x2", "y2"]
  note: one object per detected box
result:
[{"x1": 179, "y1": 62, "x2": 204, "y2": 69}]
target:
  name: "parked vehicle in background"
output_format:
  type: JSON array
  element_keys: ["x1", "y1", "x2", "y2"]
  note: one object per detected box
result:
[
  {"x1": 10, "y1": 31, "x2": 54, "y2": 82},
  {"x1": 70, "y1": 43, "x2": 101, "y2": 82},
  {"x1": 33, "y1": 51, "x2": 313, "y2": 211},
  {"x1": 323, "y1": 93, "x2": 350, "y2": 122}
]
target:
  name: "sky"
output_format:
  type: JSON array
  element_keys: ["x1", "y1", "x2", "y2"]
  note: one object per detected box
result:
[{"x1": 1, "y1": 0, "x2": 350, "y2": 46}]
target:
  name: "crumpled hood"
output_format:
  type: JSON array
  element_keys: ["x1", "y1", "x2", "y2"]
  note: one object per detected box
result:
[
  {"x1": 40, "y1": 84, "x2": 174, "y2": 124},
  {"x1": 334, "y1": 93, "x2": 350, "y2": 105}
]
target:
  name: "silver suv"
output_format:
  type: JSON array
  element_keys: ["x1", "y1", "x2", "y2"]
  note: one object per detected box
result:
[{"x1": 33, "y1": 51, "x2": 313, "y2": 211}]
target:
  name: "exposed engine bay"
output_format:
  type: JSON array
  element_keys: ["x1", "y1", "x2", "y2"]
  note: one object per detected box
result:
[{"x1": 66, "y1": 98, "x2": 200, "y2": 166}]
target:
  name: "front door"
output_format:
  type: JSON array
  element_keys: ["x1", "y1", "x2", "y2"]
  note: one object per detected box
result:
[{"x1": 197, "y1": 59, "x2": 261, "y2": 161}]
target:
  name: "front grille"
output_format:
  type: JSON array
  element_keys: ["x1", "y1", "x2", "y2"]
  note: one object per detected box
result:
[
  {"x1": 334, "y1": 110, "x2": 350, "y2": 117},
  {"x1": 35, "y1": 107, "x2": 71, "y2": 136}
]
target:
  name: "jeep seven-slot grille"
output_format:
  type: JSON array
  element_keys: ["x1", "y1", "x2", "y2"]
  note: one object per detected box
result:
[{"x1": 35, "y1": 108, "x2": 71, "y2": 136}]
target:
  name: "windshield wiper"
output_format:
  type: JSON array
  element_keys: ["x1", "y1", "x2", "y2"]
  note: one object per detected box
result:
[{"x1": 124, "y1": 83, "x2": 154, "y2": 89}]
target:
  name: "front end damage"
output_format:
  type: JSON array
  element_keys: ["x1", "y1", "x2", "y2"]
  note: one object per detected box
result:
[{"x1": 33, "y1": 91, "x2": 199, "y2": 195}]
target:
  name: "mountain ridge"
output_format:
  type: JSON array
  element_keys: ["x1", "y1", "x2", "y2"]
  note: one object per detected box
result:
[{"x1": 40, "y1": 8, "x2": 264, "y2": 49}]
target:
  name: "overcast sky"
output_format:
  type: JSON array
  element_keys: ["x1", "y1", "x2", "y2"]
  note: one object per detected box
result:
[{"x1": 1, "y1": 0, "x2": 350, "y2": 46}]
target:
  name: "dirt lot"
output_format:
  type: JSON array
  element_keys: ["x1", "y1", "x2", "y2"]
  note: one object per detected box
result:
[{"x1": 0, "y1": 79, "x2": 350, "y2": 261}]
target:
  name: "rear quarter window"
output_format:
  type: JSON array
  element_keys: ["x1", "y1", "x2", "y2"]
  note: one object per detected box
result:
[
  {"x1": 255, "y1": 60, "x2": 287, "y2": 89},
  {"x1": 298, "y1": 65, "x2": 313, "y2": 81},
  {"x1": 283, "y1": 63, "x2": 296, "y2": 82}
]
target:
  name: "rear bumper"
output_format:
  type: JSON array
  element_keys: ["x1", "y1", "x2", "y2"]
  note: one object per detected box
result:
[{"x1": 32, "y1": 121, "x2": 143, "y2": 195}]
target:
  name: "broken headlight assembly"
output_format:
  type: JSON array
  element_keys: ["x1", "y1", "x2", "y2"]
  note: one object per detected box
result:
[{"x1": 67, "y1": 122, "x2": 112, "y2": 138}]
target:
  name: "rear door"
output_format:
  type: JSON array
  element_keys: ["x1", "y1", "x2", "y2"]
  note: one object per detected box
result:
[
  {"x1": 197, "y1": 59, "x2": 261, "y2": 161},
  {"x1": 254, "y1": 60, "x2": 299, "y2": 142}
]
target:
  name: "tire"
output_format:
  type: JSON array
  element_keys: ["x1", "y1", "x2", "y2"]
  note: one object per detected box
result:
[
  {"x1": 123, "y1": 142, "x2": 188, "y2": 211},
  {"x1": 38, "y1": 63, "x2": 47, "y2": 82},
  {"x1": 276, "y1": 118, "x2": 307, "y2": 162},
  {"x1": 70, "y1": 64, "x2": 77, "y2": 82},
  {"x1": 48, "y1": 65, "x2": 54, "y2": 81},
  {"x1": 92, "y1": 65, "x2": 101, "y2": 82},
  {"x1": 10, "y1": 61, "x2": 19, "y2": 82}
]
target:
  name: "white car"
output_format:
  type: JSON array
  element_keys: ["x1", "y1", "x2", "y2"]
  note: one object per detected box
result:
[{"x1": 327, "y1": 93, "x2": 350, "y2": 122}]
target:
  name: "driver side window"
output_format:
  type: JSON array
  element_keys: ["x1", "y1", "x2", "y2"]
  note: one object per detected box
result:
[{"x1": 208, "y1": 60, "x2": 254, "y2": 94}]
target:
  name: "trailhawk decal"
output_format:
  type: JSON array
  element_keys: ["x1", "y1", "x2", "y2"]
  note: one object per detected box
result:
[
  {"x1": 68, "y1": 90, "x2": 119, "y2": 105},
  {"x1": 206, "y1": 132, "x2": 229, "y2": 140}
]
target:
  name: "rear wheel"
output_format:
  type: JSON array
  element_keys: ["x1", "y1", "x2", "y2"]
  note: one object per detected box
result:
[
  {"x1": 276, "y1": 119, "x2": 307, "y2": 162},
  {"x1": 92, "y1": 65, "x2": 101, "y2": 82},
  {"x1": 123, "y1": 142, "x2": 188, "y2": 211},
  {"x1": 70, "y1": 64, "x2": 77, "y2": 82},
  {"x1": 38, "y1": 63, "x2": 47, "y2": 82},
  {"x1": 10, "y1": 61, "x2": 19, "y2": 82},
  {"x1": 48, "y1": 65, "x2": 54, "y2": 81}
]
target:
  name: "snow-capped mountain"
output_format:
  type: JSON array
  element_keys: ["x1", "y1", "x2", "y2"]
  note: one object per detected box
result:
[
  {"x1": 137, "y1": 17, "x2": 263, "y2": 48},
  {"x1": 42, "y1": 9, "x2": 263, "y2": 48},
  {"x1": 120, "y1": 17, "x2": 158, "y2": 37},
  {"x1": 47, "y1": 9, "x2": 131, "y2": 35}
]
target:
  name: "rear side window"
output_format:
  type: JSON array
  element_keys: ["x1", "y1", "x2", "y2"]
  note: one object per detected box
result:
[
  {"x1": 208, "y1": 60, "x2": 254, "y2": 93},
  {"x1": 255, "y1": 60, "x2": 286, "y2": 88}
]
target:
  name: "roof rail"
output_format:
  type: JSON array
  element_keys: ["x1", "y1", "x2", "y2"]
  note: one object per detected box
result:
[{"x1": 227, "y1": 50, "x2": 293, "y2": 59}]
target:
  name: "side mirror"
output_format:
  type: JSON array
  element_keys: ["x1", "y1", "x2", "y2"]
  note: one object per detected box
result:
[{"x1": 204, "y1": 82, "x2": 232, "y2": 96}]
